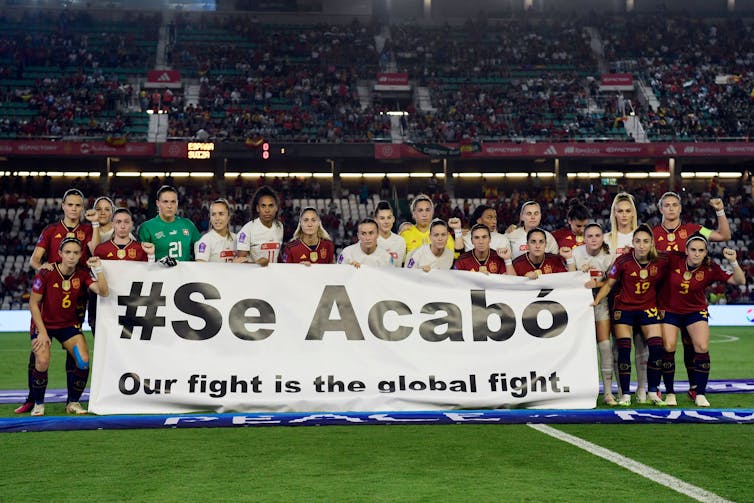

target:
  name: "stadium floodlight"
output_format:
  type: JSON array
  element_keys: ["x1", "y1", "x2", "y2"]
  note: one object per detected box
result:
[
  {"x1": 409, "y1": 173, "x2": 433, "y2": 177},
  {"x1": 457, "y1": 172, "x2": 483, "y2": 178},
  {"x1": 169, "y1": 172, "x2": 191, "y2": 177},
  {"x1": 718, "y1": 172, "x2": 742, "y2": 178},
  {"x1": 625, "y1": 173, "x2": 649, "y2": 179},
  {"x1": 116, "y1": 172, "x2": 141, "y2": 177},
  {"x1": 600, "y1": 172, "x2": 624, "y2": 178},
  {"x1": 386, "y1": 173, "x2": 410, "y2": 178},
  {"x1": 506, "y1": 172, "x2": 530, "y2": 178},
  {"x1": 189, "y1": 172, "x2": 214, "y2": 178},
  {"x1": 649, "y1": 172, "x2": 671, "y2": 178},
  {"x1": 289, "y1": 172, "x2": 313, "y2": 177}
]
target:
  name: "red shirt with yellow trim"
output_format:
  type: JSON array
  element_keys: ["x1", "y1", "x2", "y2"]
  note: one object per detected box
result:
[
  {"x1": 512, "y1": 253, "x2": 568, "y2": 276},
  {"x1": 453, "y1": 250, "x2": 507, "y2": 273},
  {"x1": 36, "y1": 220, "x2": 94, "y2": 267},
  {"x1": 608, "y1": 252, "x2": 668, "y2": 311},
  {"x1": 281, "y1": 239, "x2": 335, "y2": 264},
  {"x1": 94, "y1": 239, "x2": 149, "y2": 262},
  {"x1": 652, "y1": 222, "x2": 704, "y2": 253},
  {"x1": 31, "y1": 264, "x2": 94, "y2": 330},
  {"x1": 552, "y1": 228, "x2": 584, "y2": 249},
  {"x1": 659, "y1": 252, "x2": 731, "y2": 313}
]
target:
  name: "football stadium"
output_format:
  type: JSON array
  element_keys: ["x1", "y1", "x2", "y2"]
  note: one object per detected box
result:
[{"x1": 1, "y1": 0, "x2": 753, "y2": 500}]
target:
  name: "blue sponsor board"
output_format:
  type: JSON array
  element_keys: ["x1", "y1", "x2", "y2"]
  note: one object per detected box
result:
[{"x1": 2, "y1": 409, "x2": 753, "y2": 433}]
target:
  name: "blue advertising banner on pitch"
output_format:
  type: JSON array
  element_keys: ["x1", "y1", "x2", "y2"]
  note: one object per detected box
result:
[{"x1": 89, "y1": 262, "x2": 598, "y2": 414}]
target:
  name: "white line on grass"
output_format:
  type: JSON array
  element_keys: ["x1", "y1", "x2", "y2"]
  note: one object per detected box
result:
[
  {"x1": 710, "y1": 334, "x2": 739, "y2": 344},
  {"x1": 528, "y1": 423, "x2": 733, "y2": 503}
]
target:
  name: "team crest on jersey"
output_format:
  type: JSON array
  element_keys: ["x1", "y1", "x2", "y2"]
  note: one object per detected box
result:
[
  {"x1": 679, "y1": 229, "x2": 688, "y2": 239},
  {"x1": 613, "y1": 310, "x2": 622, "y2": 321},
  {"x1": 489, "y1": 262, "x2": 498, "y2": 273},
  {"x1": 519, "y1": 244, "x2": 528, "y2": 251},
  {"x1": 128, "y1": 248, "x2": 137, "y2": 259},
  {"x1": 543, "y1": 264, "x2": 552, "y2": 274},
  {"x1": 72, "y1": 278, "x2": 80, "y2": 289},
  {"x1": 649, "y1": 265, "x2": 658, "y2": 276},
  {"x1": 76, "y1": 230, "x2": 85, "y2": 240},
  {"x1": 155, "y1": 231, "x2": 165, "y2": 239},
  {"x1": 183, "y1": 229, "x2": 189, "y2": 236},
  {"x1": 198, "y1": 242, "x2": 207, "y2": 253},
  {"x1": 695, "y1": 271, "x2": 705, "y2": 281},
  {"x1": 321, "y1": 249, "x2": 328, "y2": 259}
]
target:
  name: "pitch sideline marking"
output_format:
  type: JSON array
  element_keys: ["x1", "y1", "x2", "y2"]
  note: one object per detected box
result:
[
  {"x1": 528, "y1": 423, "x2": 733, "y2": 503},
  {"x1": 709, "y1": 334, "x2": 739, "y2": 344}
]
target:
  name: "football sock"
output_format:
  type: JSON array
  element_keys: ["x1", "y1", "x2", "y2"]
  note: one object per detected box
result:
[
  {"x1": 616, "y1": 338, "x2": 632, "y2": 395},
  {"x1": 646, "y1": 336, "x2": 663, "y2": 392},
  {"x1": 694, "y1": 352, "x2": 711, "y2": 395},
  {"x1": 662, "y1": 351, "x2": 676, "y2": 393},
  {"x1": 598, "y1": 340, "x2": 614, "y2": 394}
]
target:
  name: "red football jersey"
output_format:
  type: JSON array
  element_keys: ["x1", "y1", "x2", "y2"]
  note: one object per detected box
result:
[
  {"x1": 36, "y1": 221, "x2": 94, "y2": 267},
  {"x1": 453, "y1": 250, "x2": 507, "y2": 274},
  {"x1": 659, "y1": 252, "x2": 731, "y2": 313},
  {"x1": 608, "y1": 252, "x2": 668, "y2": 311},
  {"x1": 31, "y1": 265, "x2": 94, "y2": 330},
  {"x1": 552, "y1": 228, "x2": 584, "y2": 249},
  {"x1": 652, "y1": 222, "x2": 703, "y2": 253},
  {"x1": 94, "y1": 239, "x2": 149, "y2": 262},
  {"x1": 280, "y1": 239, "x2": 335, "y2": 264},
  {"x1": 512, "y1": 253, "x2": 568, "y2": 276}
]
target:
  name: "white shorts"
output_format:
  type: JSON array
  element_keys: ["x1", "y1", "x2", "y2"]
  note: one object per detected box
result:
[{"x1": 593, "y1": 298, "x2": 610, "y2": 322}]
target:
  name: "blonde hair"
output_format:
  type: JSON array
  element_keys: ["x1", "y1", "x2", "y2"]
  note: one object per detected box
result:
[
  {"x1": 608, "y1": 192, "x2": 638, "y2": 253},
  {"x1": 292, "y1": 207, "x2": 331, "y2": 241}
]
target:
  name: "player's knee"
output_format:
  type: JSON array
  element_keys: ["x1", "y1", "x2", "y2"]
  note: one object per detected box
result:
[
  {"x1": 35, "y1": 353, "x2": 51, "y2": 371},
  {"x1": 72, "y1": 346, "x2": 89, "y2": 370}
]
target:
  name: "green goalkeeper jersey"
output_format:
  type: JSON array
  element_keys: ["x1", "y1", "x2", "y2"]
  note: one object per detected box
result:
[{"x1": 138, "y1": 215, "x2": 201, "y2": 261}]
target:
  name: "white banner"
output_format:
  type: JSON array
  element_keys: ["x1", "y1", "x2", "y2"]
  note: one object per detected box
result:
[{"x1": 89, "y1": 262, "x2": 597, "y2": 414}]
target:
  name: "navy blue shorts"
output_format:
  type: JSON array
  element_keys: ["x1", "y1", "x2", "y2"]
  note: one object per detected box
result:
[
  {"x1": 613, "y1": 308, "x2": 661, "y2": 326},
  {"x1": 661, "y1": 310, "x2": 709, "y2": 328},
  {"x1": 31, "y1": 326, "x2": 83, "y2": 344}
]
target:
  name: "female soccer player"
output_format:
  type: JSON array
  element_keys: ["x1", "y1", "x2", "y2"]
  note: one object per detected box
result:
[
  {"x1": 281, "y1": 207, "x2": 335, "y2": 265},
  {"x1": 652, "y1": 191, "x2": 731, "y2": 400},
  {"x1": 93, "y1": 196, "x2": 115, "y2": 242},
  {"x1": 659, "y1": 236, "x2": 745, "y2": 407},
  {"x1": 453, "y1": 224, "x2": 515, "y2": 274},
  {"x1": 552, "y1": 199, "x2": 590, "y2": 249},
  {"x1": 26, "y1": 238, "x2": 109, "y2": 416},
  {"x1": 512, "y1": 228, "x2": 575, "y2": 278},
  {"x1": 504, "y1": 201, "x2": 559, "y2": 259},
  {"x1": 94, "y1": 208, "x2": 155, "y2": 262},
  {"x1": 604, "y1": 191, "x2": 648, "y2": 403},
  {"x1": 17, "y1": 188, "x2": 99, "y2": 414},
  {"x1": 237, "y1": 186, "x2": 284, "y2": 265},
  {"x1": 405, "y1": 219, "x2": 454, "y2": 272},
  {"x1": 453, "y1": 204, "x2": 510, "y2": 256},
  {"x1": 574, "y1": 223, "x2": 616, "y2": 405},
  {"x1": 374, "y1": 200, "x2": 406, "y2": 267},
  {"x1": 400, "y1": 194, "x2": 455, "y2": 256},
  {"x1": 195, "y1": 199, "x2": 238, "y2": 263},
  {"x1": 592, "y1": 224, "x2": 668, "y2": 407}
]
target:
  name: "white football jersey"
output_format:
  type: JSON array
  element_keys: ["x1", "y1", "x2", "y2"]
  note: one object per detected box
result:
[
  {"x1": 237, "y1": 218, "x2": 284, "y2": 263},
  {"x1": 506, "y1": 227, "x2": 559, "y2": 259},
  {"x1": 195, "y1": 229, "x2": 237, "y2": 262},
  {"x1": 377, "y1": 232, "x2": 407, "y2": 267},
  {"x1": 337, "y1": 243, "x2": 394, "y2": 267},
  {"x1": 404, "y1": 244, "x2": 454, "y2": 270}
]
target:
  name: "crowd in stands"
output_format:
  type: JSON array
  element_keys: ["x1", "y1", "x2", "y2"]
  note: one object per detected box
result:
[
  {"x1": 1, "y1": 172, "x2": 752, "y2": 309},
  {"x1": 0, "y1": 10, "x2": 157, "y2": 139},
  {"x1": 1, "y1": 10, "x2": 753, "y2": 142}
]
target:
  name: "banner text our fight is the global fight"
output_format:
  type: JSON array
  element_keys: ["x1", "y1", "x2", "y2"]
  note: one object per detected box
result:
[{"x1": 89, "y1": 262, "x2": 597, "y2": 414}]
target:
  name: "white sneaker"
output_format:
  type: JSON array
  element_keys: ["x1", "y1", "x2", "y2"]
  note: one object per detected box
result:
[
  {"x1": 31, "y1": 404, "x2": 45, "y2": 416},
  {"x1": 646, "y1": 391, "x2": 666, "y2": 406},
  {"x1": 617, "y1": 394, "x2": 632, "y2": 407},
  {"x1": 695, "y1": 394, "x2": 711, "y2": 407},
  {"x1": 635, "y1": 389, "x2": 648, "y2": 404},
  {"x1": 603, "y1": 393, "x2": 618, "y2": 406},
  {"x1": 65, "y1": 402, "x2": 87, "y2": 415},
  {"x1": 664, "y1": 393, "x2": 677, "y2": 406}
]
